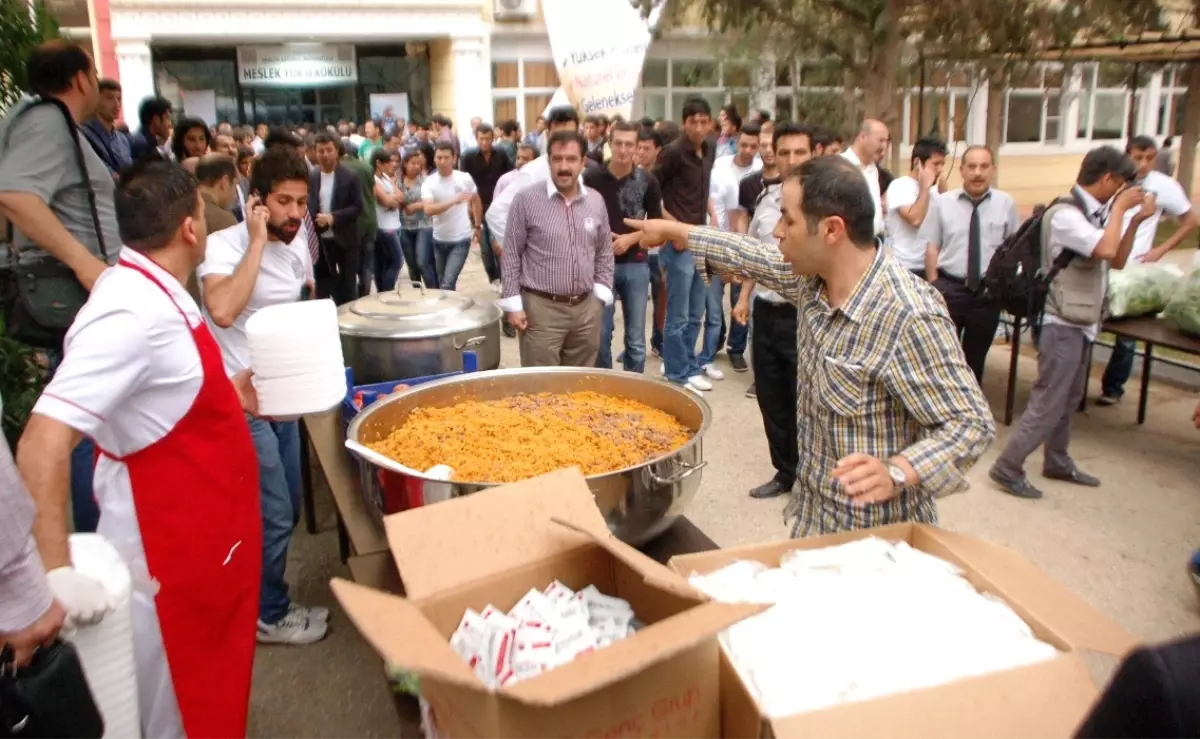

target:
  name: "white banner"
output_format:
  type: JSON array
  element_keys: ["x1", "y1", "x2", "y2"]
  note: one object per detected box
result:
[
  {"x1": 237, "y1": 44, "x2": 357, "y2": 88},
  {"x1": 541, "y1": 0, "x2": 666, "y2": 120}
]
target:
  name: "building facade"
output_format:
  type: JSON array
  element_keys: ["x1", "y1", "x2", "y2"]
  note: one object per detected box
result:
[{"x1": 66, "y1": 0, "x2": 1195, "y2": 206}]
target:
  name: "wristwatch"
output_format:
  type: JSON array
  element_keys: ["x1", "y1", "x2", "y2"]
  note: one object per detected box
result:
[{"x1": 885, "y1": 462, "x2": 908, "y2": 492}]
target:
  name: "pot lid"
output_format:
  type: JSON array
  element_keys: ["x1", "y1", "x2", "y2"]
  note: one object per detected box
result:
[{"x1": 338, "y1": 287, "x2": 501, "y2": 339}]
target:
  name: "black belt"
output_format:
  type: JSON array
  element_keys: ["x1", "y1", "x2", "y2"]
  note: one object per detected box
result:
[{"x1": 523, "y1": 288, "x2": 590, "y2": 306}]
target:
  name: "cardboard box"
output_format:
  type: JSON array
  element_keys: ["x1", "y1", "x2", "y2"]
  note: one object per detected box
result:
[
  {"x1": 332, "y1": 468, "x2": 763, "y2": 739},
  {"x1": 668, "y1": 523, "x2": 1139, "y2": 739}
]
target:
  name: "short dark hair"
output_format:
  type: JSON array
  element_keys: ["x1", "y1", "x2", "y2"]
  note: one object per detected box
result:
[
  {"x1": 812, "y1": 127, "x2": 842, "y2": 151},
  {"x1": 476, "y1": 123, "x2": 495, "y2": 136},
  {"x1": 249, "y1": 147, "x2": 310, "y2": 198},
  {"x1": 500, "y1": 120, "x2": 520, "y2": 136},
  {"x1": 726, "y1": 110, "x2": 743, "y2": 131},
  {"x1": 960, "y1": 145, "x2": 994, "y2": 166},
  {"x1": 757, "y1": 109, "x2": 773, "y2": 122},
  {"x1": 911, "y1": 136, "x2": 948, "y2": 167},
  {"x1": 138, "y1": 96, "x2": 173, "y2": 130},
  {"x1": 639, "y1": 116, "x2": 656, "y2": 129},
  {"x1": 313, "y1": 131, "x2": 339, "y2": 148},
  {"x1": 546, "y1": 106, "x2": 581, "y2": 127},
  {"x1": 610, "y1": 120, "x2": 638, "y2": 135},
  {"x1": 739, "y1": 122, "x2": 762, "y2": 139},
  {"x1": 25, "y1": 40, "x2": 92, "y2": 98},
  {"x1": 516, "y1": 143, "x2": 537, "y2": 157},
  {"x1": 171, "y1": 117, "x2": 212, "y2": 162},
  {"x1": 195, "y1": 154, "x2": 238, "y2": 186},
  {"x1": 637, "y1": 128, "x2": 664, "y2": 148},
  {"x1": 371, "y1": 147, "x2": 393, "y2": 169},
  {"x1": 773, "y1": 122, "x2": 814, "y2": 151},
  {"x1": 658, "y1": 120, "x2": 681, "y2": 147},
  {"x1": 433, "y1": 141, "x2": 456, "y2": 156},
  {"x1": 584, "y1": 115, "x2": 603, "y2": 126},
  {"x1": 1126, "y1": 135, "x2": 1158, "y2": 154},
  {"x1": 115, "y1": 162, "x2": 199, "y2": 252},
  {"x1": 789, "y1": 156, "x2": 878, "y2": 248},
  {"x1": 98, "y1": 78, "x2": 121, "y2": 94},
  {"x1": 721, "y1": 103, "x2": 739, "y2": 119},
  {"x1": 547, "y1": 130, "x2": 586, "y2": 157},
  {"x1": 681, "y1": 97, "x2": 712, "y2": 122},
  {"x1": 236, "y1": 146, "x2": 255, "y2": 163},
  {"x1": 1077, "y1": 145, "x2": 1136, "y2": 186},
  {"x1": 265, "y1": 127, "x2": 303, "y2": 151}
]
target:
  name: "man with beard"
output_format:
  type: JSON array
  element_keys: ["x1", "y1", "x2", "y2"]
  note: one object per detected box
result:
[
  {"x1": 499, "y1": 131, "x2": 613, "y2": 367},
  {"x1": 198, "y1": 147, "x2": 328, "y2": 646},
  {"x1": 19, "y1": 161, "x2": 262, "y2": 737}
]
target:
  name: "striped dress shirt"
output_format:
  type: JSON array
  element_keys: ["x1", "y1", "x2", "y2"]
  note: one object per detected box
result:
[
  {"x1": 686, "y1": 227, "x2": 996, "y2": 537},
  {"x1": 497, "y1": 178, "x2": 615, "y2": 313},
  {"x1": 0, "y1": 431, "x2": 55, "y2": 632}
]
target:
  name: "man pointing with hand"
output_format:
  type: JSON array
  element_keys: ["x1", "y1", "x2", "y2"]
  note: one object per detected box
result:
[{"x1": 624, "y1": 155, "x2": 995, "y2": 537}]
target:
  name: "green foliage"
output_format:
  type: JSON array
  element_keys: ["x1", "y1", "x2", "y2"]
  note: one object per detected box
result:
[
  {"x1": 0, "y1": 316, "x2": 48, "y2": 450},
  {"x1": 0, "y1": 0, "x2": 59, "y2": 111}
]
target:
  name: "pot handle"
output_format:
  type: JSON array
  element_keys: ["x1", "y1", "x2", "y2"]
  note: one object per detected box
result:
[
  {"x1": 454, "y1": 335, "x2": 486, "y2": 350},
  {"x1": 647, "y1": 459, "x2": 708, "y2": 486}
]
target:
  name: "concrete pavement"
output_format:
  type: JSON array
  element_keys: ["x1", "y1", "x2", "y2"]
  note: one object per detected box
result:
[{"x1": 248, "y1": 253, "x2": 1200, "y2": 737}]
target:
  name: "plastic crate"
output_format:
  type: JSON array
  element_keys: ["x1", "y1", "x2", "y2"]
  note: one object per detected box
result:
[{"x1": 341, "y1": 350, "x2": 479, "y2": 430}]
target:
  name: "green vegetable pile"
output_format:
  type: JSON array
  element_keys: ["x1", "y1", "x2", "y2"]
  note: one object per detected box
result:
[
  {"x1": 1162, "y1": 269, "x2": 1200, "y2": 337},
  {"x1": 1108, "y1": 264, "x2": 1184, "y2": 319}
]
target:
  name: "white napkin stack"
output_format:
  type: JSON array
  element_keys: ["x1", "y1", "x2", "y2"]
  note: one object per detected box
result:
[{"x1": 245, "y1": 299, "x2": 347, "y2": 417}]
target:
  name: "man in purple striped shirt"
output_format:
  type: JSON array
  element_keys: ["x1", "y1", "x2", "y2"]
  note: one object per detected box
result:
[{"x1": 498, "y1": 131, "x2": 614, "y2": 367}]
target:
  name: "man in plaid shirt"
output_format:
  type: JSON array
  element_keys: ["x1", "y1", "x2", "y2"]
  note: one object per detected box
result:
[{"x1": 626, "y1": 156, "x2": 995, "y2": 536}]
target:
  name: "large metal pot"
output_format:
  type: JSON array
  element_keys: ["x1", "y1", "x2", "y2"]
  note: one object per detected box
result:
[
  {"x1": 338, "y1": 285, "x2": 502, "y2": 384},
  {"x1": 346, "y1": 367, "x2": 711, "y2": 545}
]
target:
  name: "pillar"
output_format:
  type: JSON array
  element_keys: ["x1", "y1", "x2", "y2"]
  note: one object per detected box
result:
[
  {"x1": 114, "y1": 40, "x2": 153, "y2": 129},
  {"x1": 752, "y1": 58, "x2": 775, "y2": 119},
  {"x1": 450, "y1": 35, "x2": 490, "y2": 136},
  {"x1": 966, "y1": 74, "x2": 987, "y2": 146}
]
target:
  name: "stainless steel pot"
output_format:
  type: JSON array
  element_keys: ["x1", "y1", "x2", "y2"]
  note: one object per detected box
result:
[
  {"x1": 345, "y1": 367, "x2": 711, "y2": 545},
  {"x1": 338, "y1": 284, "x2": 502, "y2": 384}
]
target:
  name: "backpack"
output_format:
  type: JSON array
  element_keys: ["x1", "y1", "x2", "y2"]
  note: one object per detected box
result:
[{"x1": 981, "y1": 192, "x2": 1085, "y2": 322}]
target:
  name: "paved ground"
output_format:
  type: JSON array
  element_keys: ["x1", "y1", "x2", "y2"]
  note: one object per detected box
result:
[{"x1": 248, "y1": 251, "x2": 1200, "y2": 738}]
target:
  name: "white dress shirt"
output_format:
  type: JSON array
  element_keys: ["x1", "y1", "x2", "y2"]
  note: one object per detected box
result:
[{"x1": 842, "y1": 148, "x2": 884, "y2": 236}]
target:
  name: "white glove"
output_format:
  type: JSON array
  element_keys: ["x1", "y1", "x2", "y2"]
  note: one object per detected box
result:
[{"x1": 46, "y1": 567, "x2": 115, "y2": 628}]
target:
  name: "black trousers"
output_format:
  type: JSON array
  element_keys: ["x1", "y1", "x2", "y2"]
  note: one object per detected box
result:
[
  {"x1": 934, "y1": 277, "x2": 1001, "y2": 383},
  {"x1": 316, "y1": 237, "x2": 360, "y2": 306},
  {"x1": 750, "y1": 299, "x2": 798, "y2": 488}
]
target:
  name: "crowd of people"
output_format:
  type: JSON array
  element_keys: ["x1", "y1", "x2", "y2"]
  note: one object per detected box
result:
[{"x1": 2, "y1": 37, "x2": 1200, "y2": 739}]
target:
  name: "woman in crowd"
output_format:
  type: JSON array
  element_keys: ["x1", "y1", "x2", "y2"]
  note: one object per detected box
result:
[
  {"x1": 398, "y1": 149, "x2": 435, "y2": 288},
  {"x1": 372, "y1": 148, "x2": 405, "y2": 291},
  {"x1": 170, "y1": 117, "x2": 212, "y2": 163}
]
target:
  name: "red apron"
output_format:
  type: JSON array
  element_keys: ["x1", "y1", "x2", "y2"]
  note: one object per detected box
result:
[{"x1": 99, "y1": 258, "x2": 262, "y2": 738}]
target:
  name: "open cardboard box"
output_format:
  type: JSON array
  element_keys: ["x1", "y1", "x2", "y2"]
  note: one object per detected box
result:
[
  {"x1": 332, "y1": 468, "x2": 763, "y2": 739},
  {"x1": 668, "y1": 523, "x2": 1139, "y2": 739}
]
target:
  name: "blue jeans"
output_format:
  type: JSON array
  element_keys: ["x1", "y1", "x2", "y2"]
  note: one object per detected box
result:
[
  {"x1": 403, "y1": 228, "x2": 436, "y2": 288},
  {"x1": 648, "y1": 251, "x2": 664, "y2": 355},
  {"x1": 659, "y1": 243, "x2": 706, "y2": 384},
  {"x1": 478, "y1": 224, "x2": 501, "y2": 283},
  {"x1": 433, "y1": 238, "x2": 470, "y2": 291},
  {"x1": 699, "y1": 277, "x2": 727, "y2": 367},
  {"x1": 247, "y1": 416, "x2": 301, "y2": 624},
  {"x1": 1101, "y1": 336, "x2": 1137, "y2": 398},
  {"x1": 726, "y1": 282, "x2": 748, "y2": 354},
  {"x1": 374, "y1": 229, "x2": 404, "y2": 292},
  {"x1": 597, "y1": 261, "x2": 651, "y2": 372}
]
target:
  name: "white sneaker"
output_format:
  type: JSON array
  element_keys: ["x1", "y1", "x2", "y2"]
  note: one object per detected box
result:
[
  {"x1": 289, "y1": 602, "x2": 329, "y2": 623},
  {"x1": 257, "y1": 608, "x2": 328, "y2": 645},
  {"x1": 659, "y1": 362, "x2": 666, "y2": 377},
  {"x1": 702, "y1": 364, "x2": 725, "y2": 381},
  {"x1": 687, "y1": 375, "x2": 713, "y2": 392},
  {"x1": 683, "y1": 383, "x2": 704, "y2": 397}
]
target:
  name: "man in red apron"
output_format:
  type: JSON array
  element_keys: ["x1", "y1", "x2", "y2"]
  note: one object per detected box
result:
[{"x1": 17, "y1": 162, "x2": 262, "y2": 738}]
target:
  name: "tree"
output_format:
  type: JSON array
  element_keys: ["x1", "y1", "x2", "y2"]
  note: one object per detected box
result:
[{"x1": 0, "y1": 0, "x2": 58, "y2": 111}]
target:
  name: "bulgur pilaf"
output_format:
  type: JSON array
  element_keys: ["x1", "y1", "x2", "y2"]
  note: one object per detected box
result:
[{"x1": 368, "y1": 391, "x2": 692, "y2": 482}]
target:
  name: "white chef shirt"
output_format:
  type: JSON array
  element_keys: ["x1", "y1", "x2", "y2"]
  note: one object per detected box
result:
[
  {"x1": 884, "y1": 175, "x2": 933, "y2": 271},
  {"x1": 1044, "y1": 186, "x2": 1108, "y2": 340},
  {"x1": 197, "y1": 222, "x2": 313, "y2": 376},
  {"x1": 842, "y1": 148, "x2": 884, "y2": 236},
  {"x1": 1124, "y1": 169, "x2": 1192, "y2": 263},
  {"x1": 420, "y1": 170, "x2": 477, "y2": 242},
  {"x1": 318, "y1": 170, "x2": 335, "y2": 237}
]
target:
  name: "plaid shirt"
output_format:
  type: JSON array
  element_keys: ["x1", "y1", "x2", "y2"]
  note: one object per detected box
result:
[{"x1": 686, "y1": 227, "x2": 996, "y2": 537}]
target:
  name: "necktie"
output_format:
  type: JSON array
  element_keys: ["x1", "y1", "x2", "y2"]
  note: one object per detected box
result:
[
  {"x1": 967, "y1": 198, "x2": 985, "y2": 292},
  {"x1": 304, "y1": 211, "x2": 320, "y2": 266},
  {"x1": 232, "y1": 203, "x2": 244, "y2": 223}
]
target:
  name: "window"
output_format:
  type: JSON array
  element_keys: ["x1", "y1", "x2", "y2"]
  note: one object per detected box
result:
[
  {"x1": 639, "y1": 91, "x2": 667, "y2": 121},
  {"x1": 725, "y1": 63, "x2": 752, "y2": 89},
  {"x1": 671, "y1": 60, "x2": 718, "y2": 87},
  {"x1": 523, "y1": 61, "x2": 558, "y2": 88},
  {"x1": 643, "y1": 59, "x2": 668, "y2": 87},
  {"x1": 774, "y1": 95, "x2": 793, "y2": 123},
  {"x1": 491, "y1": 55, "x2": 558, "y2": 131},
  {"x1": 912, "y1": 92, "x2": 968, "y2": 143},
  {"x1": 1090, "y1": 92, "x2": 1127, "y2": 140},
  {"x1": 493, "y1": 97, "x2": 517, "y2": 125},
  {"x1": 492, "y1": 61, "x2": 518, "y2": 88},
  {"x1": 1004, "y1": 94, "x2": 1043, "y2": 143},
  {"x1": 801, "y1": 60, "x2": 842, "y2": 87},
  {"x1": 523, "y1": 94, "x2": 554, "y2": 131},
  {"x1": 997, "y1": 63, "x2": 1063, "y2": 146}
]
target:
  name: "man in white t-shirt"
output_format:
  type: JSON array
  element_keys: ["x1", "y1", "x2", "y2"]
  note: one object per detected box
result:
[
  {"x1": 711, "y1": 123, "x2": 764, "y2": 186},
  {"x1": 698, "y1": 161, "x2": 741, "y2": 381},
  {"x1": 419, "y1": 142, "x2": 479, "y2": 290},
  {"x1": 1097, "y1": 135, "x2": 1199, "y2": 405},
  {"x1": 884, "y1": 136, "x2": 946, "y2": 276},
  {"x1": 841, "y1": 119, "x2": 889, "y2": 237},
  {"x1": 197, "y1": 147, "x2": 328, "y2": 646}
]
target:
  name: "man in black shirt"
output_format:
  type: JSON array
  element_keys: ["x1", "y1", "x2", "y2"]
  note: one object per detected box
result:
[
  {"x1": 459, "y1": 123, "x2": 513, "y2": 286},
  {"x1": 584, "y1": 121, "x2": 663, "y2": 373}
]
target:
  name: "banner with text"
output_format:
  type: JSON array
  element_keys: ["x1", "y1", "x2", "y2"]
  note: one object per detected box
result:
[
  {"x1": 237, "y1": 44, "x2": 357, "y2": 87},
  {"x1": 541, "y1": 0, "x2": 666, "y2": 120}
]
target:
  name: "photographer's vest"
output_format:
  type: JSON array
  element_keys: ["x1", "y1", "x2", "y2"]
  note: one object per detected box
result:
[{"x1": 1041, "y1": 192, "x2": 1107, "y2": 327}]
